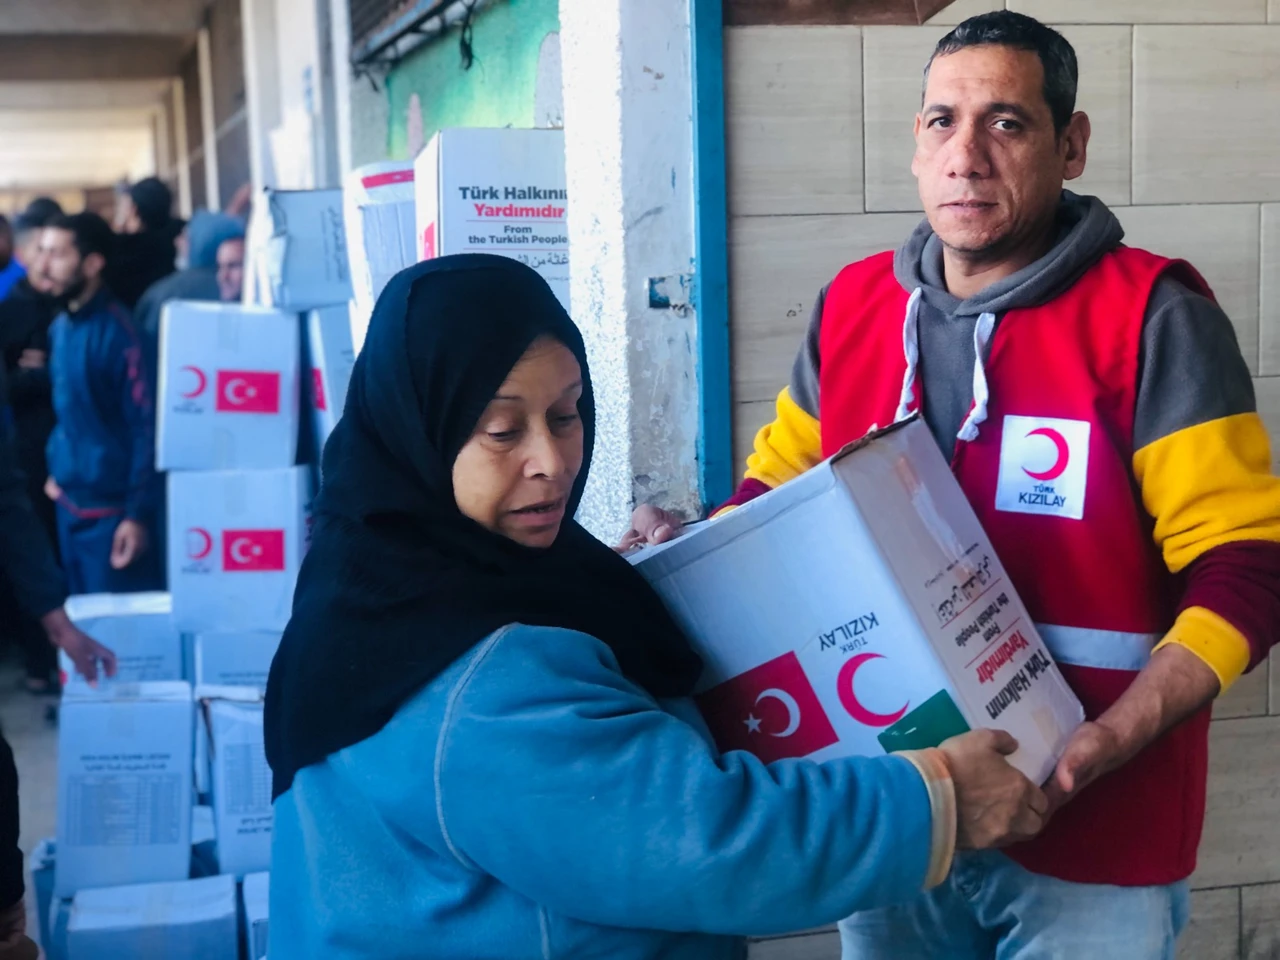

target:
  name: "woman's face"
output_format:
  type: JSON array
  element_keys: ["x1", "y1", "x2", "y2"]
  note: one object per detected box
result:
[{"x1": 452, "y1": 337, "x2": 585, "y2": 549}]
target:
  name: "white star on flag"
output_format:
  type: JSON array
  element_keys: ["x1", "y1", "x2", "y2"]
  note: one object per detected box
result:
[{"x1": 743, "y1": 714, "x2": 762, "y2": 734}]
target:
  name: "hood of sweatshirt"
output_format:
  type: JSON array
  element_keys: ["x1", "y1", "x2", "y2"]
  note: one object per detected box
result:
[{"x1": 892, "y1": 191, "x2": 1125, "y2": 315}]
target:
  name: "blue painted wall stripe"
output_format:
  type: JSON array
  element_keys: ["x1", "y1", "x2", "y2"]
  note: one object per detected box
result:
[{"x1": 690, "y1": 0, "x2": 734, "y2": 510}]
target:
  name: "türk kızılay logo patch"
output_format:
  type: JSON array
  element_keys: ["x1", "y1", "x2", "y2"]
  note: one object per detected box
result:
[{"x1": 995, "y1": 415, "x2": 1091, "y2": 520}]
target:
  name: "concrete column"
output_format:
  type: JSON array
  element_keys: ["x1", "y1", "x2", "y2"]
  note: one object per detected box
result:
[
  {"x1": 172, "y1": 78, "x2": 193, "y2": 216},
  {"x1": 328, "y1": 0, "x2": 354, "y2": 178},
  {"x1": 197, "y1": 26, "x2": 221, "y2": 209},
  {"x1": 241, "y1": 0, "x2": 282, "y2": 191},
  {"x1": 559, "y1": 0, "x2": 702, "y2": 542}
]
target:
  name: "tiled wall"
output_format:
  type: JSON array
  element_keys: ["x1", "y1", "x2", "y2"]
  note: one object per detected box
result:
[{"x1": 724, "y1": 3, "x2": 1280, "y2": 957}]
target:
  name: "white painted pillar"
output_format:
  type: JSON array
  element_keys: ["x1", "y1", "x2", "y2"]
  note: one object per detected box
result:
[
  {"x1": 328, "y1": 0, "x2": 354, "y2": 178},
  {"x1": 172, "y1": 78, "x2": 193, "y2": 217},
  {"x1": 241, "y1": 0, "x2": 282, "y2": 191},
  {"x1": 197, "y1": 26, "x2": 221, "y2": 209},
  {"x1": 559, "y1": 0, "x2": 701, "y2": 541}
]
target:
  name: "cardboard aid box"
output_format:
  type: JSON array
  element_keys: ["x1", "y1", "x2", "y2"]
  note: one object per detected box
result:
[
  {"x1": 245, "y1": 187, "x2": 352, "y2": 310},
  {"x1": 415, "y1": 128, "x2": 569, "y2": 308},
  {"x1": 56, "y1": 682, "x2": 194, "y2": 896},
  {"x1": 305, "y1": 306, "x2": 356, "y2": 448},
  {"x1": 194, "y1": 632, "x2": 282, "y2": 692},
  {"x1": 344, "y1": 161, "x2": 416, "y2": 316},
  {"x1": 66, "y1": 874, "x2": 237, "y2": 960},
  {"x1": 59, "y1": 592, "x2": 181, "y2": 692},
  {"x1": 157, "y1": 301, "x2": 301, "y2": 471},
  {"x1": 168, "y1": 467, "x2": 311, "y2": 632},
  {"x1": 242, "y1": 872, "x2": 270, "y2": 960},
  {"x1": 629, "y1": 418, "x2": 1083, "y2": 785},
  {"x1": 204, "y1": 689, "x2": 273, "y2": 877}
]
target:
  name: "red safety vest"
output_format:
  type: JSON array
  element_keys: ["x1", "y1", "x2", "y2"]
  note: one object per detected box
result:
[{"x1": 819, "y1": 246, "x2": 1213, "y2": 886}]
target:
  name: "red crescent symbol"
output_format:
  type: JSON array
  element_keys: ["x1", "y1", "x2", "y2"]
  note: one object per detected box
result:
[
  {"x1": 1022, "y1": 427, "x2": 1070, "y2": 482},
  {"x1": 837, "y1": 653, "x2": 909, "y2": 728},
  {"x1": 181, "y1": 366, "x2": 207, "y2": 399},
  {"x1": 187, "y1": 527, "x2": 213, "y2": 560}
]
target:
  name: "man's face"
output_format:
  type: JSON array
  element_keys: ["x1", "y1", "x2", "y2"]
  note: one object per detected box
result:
[
  {"x1": 38, "y1": 227, "x2": 90, "y2": 300},
  {"x1": 216, "y1": 238, "x2": 245, "y2": 302},
  {"x1": 912, "y1": 44, "x2": 1087, "y2": 260}
]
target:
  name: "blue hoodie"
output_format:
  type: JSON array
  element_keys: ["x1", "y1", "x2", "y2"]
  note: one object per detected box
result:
[
  {"x1": 269, "y1": 624, "x2": 936, "y2": 959},
  {"x1": 46, "y1": 288, "x2": 156, "y2": 522}
]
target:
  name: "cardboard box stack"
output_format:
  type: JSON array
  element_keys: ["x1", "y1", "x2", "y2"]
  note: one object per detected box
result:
[
  {"x1": 628, "y1": 417, "x2": 1084, "y2": 785},
  {"x1": 415, "y1": 128, "x2": 569, "y2": 308}
]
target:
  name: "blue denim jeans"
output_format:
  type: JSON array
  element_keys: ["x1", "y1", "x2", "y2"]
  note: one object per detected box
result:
[{"x1": 839, "y1": 851, "x2": 1190, "y2": 960}]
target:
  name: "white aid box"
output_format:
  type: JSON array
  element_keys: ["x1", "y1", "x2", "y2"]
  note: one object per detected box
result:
[
  {"x1": 205, "y1": 689, "x2": 273, "y2": 877},
  {"x1": 628, "y1": 417, "x2": 1083, "y2": 785},
  {"x1": 415, "y1": 128, "x2": 568, "y2": 307},
  {"x1": 55, "y1": 682, "x2": 194, "y2": 896},
  {"x1": 344, "y1": 161, "x2": 416, "y2": 316},
  {"x1": 168, "y1": 467, "x2": 311, "y2": 633},
  {"x1": 156, "y1": 301, "x2": 301, "y2": 471},
  {"x1": 65, "y1": 874, "x2": 237, "y2": 960},
  {"x1": 305, "y1": 306, "x2": 356, "y2": 448},
  {"x1": 59, "y1": 592, "x2": 181, "y2": 693},
  {"x1": 242, "y1": 871, "x2": 270, "y2": 960},
  {"x1": 248, "y1": 187, "x2": 352, "y2": 310},
  {"x1": 193, "y1": 632, "x2": 282, "y2": 693}
]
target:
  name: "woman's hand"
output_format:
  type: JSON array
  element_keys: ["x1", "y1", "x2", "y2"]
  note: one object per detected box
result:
[
  {"x1": 615, "y1": 504, "x2": 685, "y2": 553},
  {"x1": 939, "y1": 729, "x2": 1048, "y2": 850}
]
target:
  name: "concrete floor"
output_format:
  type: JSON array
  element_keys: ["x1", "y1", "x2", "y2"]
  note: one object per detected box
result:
[{"x1": 0, "y1": 654, "x2": 59, "y2": 954}]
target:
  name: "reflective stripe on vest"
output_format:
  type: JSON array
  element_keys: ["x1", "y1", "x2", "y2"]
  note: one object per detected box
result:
[{"x1": 1035, "y1": 623, "x2": 1159, "y2": 672}]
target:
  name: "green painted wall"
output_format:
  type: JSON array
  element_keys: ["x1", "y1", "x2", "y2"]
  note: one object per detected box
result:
[{"x1": 385, "y1": 0, "x2": 560, "y2": 159}]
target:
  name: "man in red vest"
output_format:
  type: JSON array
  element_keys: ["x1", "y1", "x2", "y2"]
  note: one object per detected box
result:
[{"x1": 625, "y1": 10, "x2": 1280, "y2": 957}]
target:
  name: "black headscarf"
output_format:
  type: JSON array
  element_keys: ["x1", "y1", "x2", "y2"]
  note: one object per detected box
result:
[{"x1": 265, "y1": 254, "x2": 702, "y2": 799}]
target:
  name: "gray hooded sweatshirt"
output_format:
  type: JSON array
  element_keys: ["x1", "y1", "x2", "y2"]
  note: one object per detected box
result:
[{"x1": 787, "y1": 192, "x2": 1253, "y2": 458}]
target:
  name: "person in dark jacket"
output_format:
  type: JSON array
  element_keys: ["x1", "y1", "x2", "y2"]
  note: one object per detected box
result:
[
  {"x1": 0, "y1": 209, "x2": 62, "y2": 690},
  {"x1": 106, "y1": 178, "x2": 178, "y2": 309},
  {"x1": 134, "y1": 210, "x2": 245, "y2": 379},
  {"x1": 0, "y1": 360, "x2": 117, "y2": 957},
  {"x1": 40, "y1": 212, "x2": 162, "y2": 594}
]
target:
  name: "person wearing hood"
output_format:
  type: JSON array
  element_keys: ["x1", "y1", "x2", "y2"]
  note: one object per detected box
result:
[
  {"x1": 262, "y1": 254, "x2": 1047, "y2": 959},
  {"x1": 106, "y1": 177, "x2": 178, "y2": 309},
  {"x1": 625, "y1": 11, "x2": 1280, "y2": 959},
  {"x1": 134, "y1": 210, "x2": 245, "y2": 378}
]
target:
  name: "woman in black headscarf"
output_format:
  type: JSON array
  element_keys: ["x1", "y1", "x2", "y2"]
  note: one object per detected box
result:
[{"x1": 264, "y1": 254, "x2": 1041, "y2": 960}]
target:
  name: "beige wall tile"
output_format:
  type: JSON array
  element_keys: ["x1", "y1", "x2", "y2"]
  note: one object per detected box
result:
[
  {"x1": 1134, "y1": 27, "x2": 1280, "y2": 205},
  {"x1": 1194, "y1": 716, "x2": 1280, "y2": 888},
  {"x1": 1115, "y1": 205, "x2": 1261, "y2": 373},
  {"x1": 1273, "y1": 0, "x2": 1280, "y2": 21},
  {"x1": 863, "y1": 26, "x2": 946, "y2": 213},
  {"x1": 1058, "y1": 25, "x2": 1132, "y2": 207},
  {"x1": 1178, "y1": 888, "x2": 1241, "y2": 960},
  {"x1": 729, "y1": 212, "x2": 922, "y2": 404},
  {"x1": 1216, "y1": 663, "x2": 1270, "y2": 719},
  {"x1": 1243, "y1": 883, "x2": 1280, "y2": 959},
  {"x1": 1262, "y1": 206, "x2": 1280, "y2": 374},
  {"x1": 862, "y1": 25, "x2": 1131, "y2": 212},
  {"x1": 749, "y1": 931, "x2": 842, "y2": 960},
  {"x1": 725, "y1": 27, "x2": 863, "y2": 217},
  {"x1": 1253, "y1": 378, "x2": 1280, "y2": 472},
  {"x1": 926, "y1": 0, "x2": 1005, "y2": 26},
  {"x1": 1011, "y1": 0, "x2": 1265, "y2": 22}
]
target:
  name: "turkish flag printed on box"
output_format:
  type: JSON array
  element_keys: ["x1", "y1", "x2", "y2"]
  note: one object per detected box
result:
[
  {"x1": 215, "y1": 371, "x2": 281, "y2": 414},
  {"x1": 695, "y1": 652, "x2": 839, "y2": 764},
  {"x1": 222, "y1": 530, "x2": 286, "y2": 572}
]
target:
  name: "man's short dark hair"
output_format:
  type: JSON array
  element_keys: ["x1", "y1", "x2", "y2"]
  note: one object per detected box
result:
[
  {"x1": 49, "y1": 212, "x2": 116, "y2": 264},
  {"x1": 128, "y1": 177, "x2": 173, "y2": 232},
  {"x1": 924, "y1": 11, "x2": 1079, "y2": 134}
]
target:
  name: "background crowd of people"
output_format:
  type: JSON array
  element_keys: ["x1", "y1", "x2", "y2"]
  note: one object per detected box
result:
[{"x1": 0, "y1": 179, "x2": 248, "y2": 696}]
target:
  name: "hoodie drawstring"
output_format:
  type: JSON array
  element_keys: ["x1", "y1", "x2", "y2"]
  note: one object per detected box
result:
[
  {"x1": 893, "y1": 288, "x2": 924, "y2": 423},
  {"x1": 896, "y1": 287, "x2": 997, "y2": 443}
]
